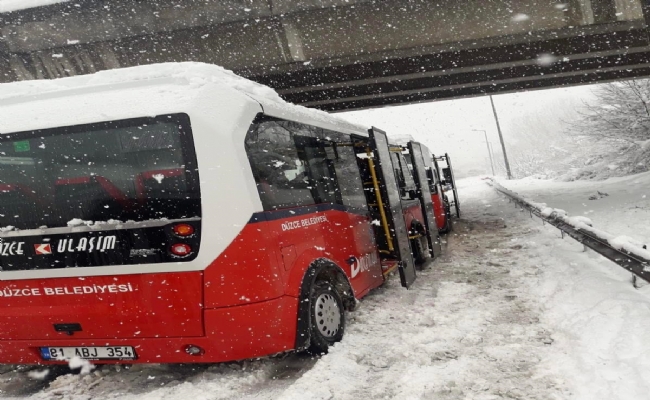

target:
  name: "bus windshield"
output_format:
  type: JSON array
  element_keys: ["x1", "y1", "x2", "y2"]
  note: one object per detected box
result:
[{"x1": 0, "y1": 114, "x2": 200, "y2": 230}]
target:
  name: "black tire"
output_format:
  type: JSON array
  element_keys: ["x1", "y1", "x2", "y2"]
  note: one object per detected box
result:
[
  {"x1": 308, "y1": 281, "x2": 345, "y2": 354},
  {"x1": 411, "y1": 235, "x2": 429, "y2": 265}
]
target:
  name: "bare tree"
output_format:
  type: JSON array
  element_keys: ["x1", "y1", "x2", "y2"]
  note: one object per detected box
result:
[{"x1": 570, "y1": 80, "x2": 650, "y2": 145}]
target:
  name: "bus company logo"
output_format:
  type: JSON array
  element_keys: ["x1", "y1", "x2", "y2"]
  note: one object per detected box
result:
[
  {"x1": 57, "y1": 236, "x2": 117, "y2": 253},
  {"x1": 34, "y1": 244, "x2": 52, "y2": 255},
  {"x1": 0, "y1": 241, "x2": 25, "y2": 256},
  {"x1": 350, "y1": 252, "x2": 379, "y2": 279},
  {"x1": 281, "y1": 215, "x2": 328, "y2": 232}
]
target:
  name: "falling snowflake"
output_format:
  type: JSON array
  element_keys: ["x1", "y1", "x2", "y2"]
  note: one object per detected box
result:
[
  {"x1": 511, "y1": 13, "x2": 530, "y2": 22},
  {"x1": 536, "y1": 53, "x2": 558, "y2": 66},
  {"x1": 152, "y1": 174, "x2": 165, "y2": 183}
]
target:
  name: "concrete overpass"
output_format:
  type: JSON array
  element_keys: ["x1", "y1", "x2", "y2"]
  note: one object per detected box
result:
[{"x1": 1, "y1": 0, "x2": 649, "y2": 111}]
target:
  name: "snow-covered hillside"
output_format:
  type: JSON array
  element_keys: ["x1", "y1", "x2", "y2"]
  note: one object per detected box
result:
[
  {"x1": 501, "y1": 172, "x2": 650, "y2": 247},
  {"x1": 1, "y1": 178, "x2": 649, "y2": 399}
]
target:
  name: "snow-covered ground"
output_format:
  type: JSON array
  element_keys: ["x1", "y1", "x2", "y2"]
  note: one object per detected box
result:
[
  {"x1": 1, "y1": 178, "x2": 649, "y2": 399},
  {"x1": 500, "y1": 172, "x2": 650, "y2": 247}
]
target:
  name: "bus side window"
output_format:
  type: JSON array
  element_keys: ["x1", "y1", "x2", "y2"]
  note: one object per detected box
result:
[
  {"x1": 329, "y1": 142, "x2": 366, "y2": 210},
  {"x1": 398, "y1": 153, "x2": 417, "y2": 194},
  {"x1": 389, "y1": 152, "x2": 419, "y2": 200},
  {"x1": 390, "y1": 152, "x2": 406, "y2": 195},
  {"x1": 426, "y1": 167, "x2": 438, "y2": 194},
  {"x1": 295, "y1": 136, "x2": 338, "y2": 206},
  {"x1": 245, "y1": 121, "x2": 316, "y2": 210},
  {"x1": 245, "y1": 118, "x2": 367, "y2": 212}
]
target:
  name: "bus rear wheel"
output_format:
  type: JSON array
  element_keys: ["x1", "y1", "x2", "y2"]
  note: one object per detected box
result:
[
  {"x1": 411, "y1": 235, "x2": 430, "y2": 266},
  {"x1": 308, "y1": 281, "x2": 345, "y2": 354}
]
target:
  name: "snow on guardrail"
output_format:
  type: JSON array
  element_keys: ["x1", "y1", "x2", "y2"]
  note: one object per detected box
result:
[{"x1": 487, "y1": 178, "x2": 650, "y2": 283}]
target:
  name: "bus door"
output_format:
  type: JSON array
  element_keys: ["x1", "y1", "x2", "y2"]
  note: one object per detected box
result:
[
  {"x1": 408, "y1": 142, "x2": 443, "y2": 258},
  {"x1": 440, "y1": 153, "x2": 461, "y2": 218},
  {"x1": 368, "y1": 128, "x2": 417, "y2": 288}
]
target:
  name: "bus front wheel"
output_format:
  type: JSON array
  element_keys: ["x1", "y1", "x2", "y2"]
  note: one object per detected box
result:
[{"x1": 308, "y1": 280, "x2": 345, "y2": 354}]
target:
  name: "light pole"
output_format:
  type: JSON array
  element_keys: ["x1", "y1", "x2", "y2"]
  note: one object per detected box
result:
[
  {"x1": 472, "y1": 129, "x2": 496, "y2": 176},
  {"x1": 489, "y1": 95, "x2": 513, "y2": 179}
]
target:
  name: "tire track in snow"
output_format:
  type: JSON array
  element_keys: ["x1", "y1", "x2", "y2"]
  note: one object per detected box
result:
[
  {"x1": 274, "y1": 181, "x2": 571, "y2": 400},
  {"x1": 0, "y1": 354, "x2": 321, "y2": 400}
]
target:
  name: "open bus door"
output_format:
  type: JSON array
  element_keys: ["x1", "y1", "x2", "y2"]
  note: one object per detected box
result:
[
  {"x1": 438, "y1": 153, "x2": 461, "y2": 218},
  {"x1": 368, "y1": 128, "x2": 417, "y2": 288},
  {"x1": 408, "y1": 142, "x2": 443, "y2": 259}
]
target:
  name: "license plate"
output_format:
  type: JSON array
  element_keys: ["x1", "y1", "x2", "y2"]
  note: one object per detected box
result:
[{"x1": 40, "y1": 346, "x2": 136, "y2": 360}]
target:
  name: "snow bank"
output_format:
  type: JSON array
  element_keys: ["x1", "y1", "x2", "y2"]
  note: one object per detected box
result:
[
  {"x1": 559, "y1": 143, "x2": 650, "y2": 181},
  {"x1": 502, "y1": 172, "x2": 650, "y2": 259},
  {"x1": 495, "y1": 178, "x2": 650, "y2": 263},
  {"x1": 527, "y1": 227, "x2": 650, "y2": 400},
  {"x1": 608, "y1": 236, "x2": 650, "y2": 263}
]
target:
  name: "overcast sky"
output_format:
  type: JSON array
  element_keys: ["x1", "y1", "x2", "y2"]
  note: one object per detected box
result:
[{"x1": 341, "y1": 85, "x2": 596, "y2": 177}]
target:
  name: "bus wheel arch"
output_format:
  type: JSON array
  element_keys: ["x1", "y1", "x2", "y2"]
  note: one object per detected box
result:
[
  {"x1": 409, "y1": 220, "x2": 430, "y2": 265},
  {"x1": 439, "y1": 194, "x2": 453, "y2": 234},
  {"x1": 409, "y1": 219, "x2": 426, "y2": 236},
  {"x1": 294, "y1": 258, "x2": 355, "y2": 352}
]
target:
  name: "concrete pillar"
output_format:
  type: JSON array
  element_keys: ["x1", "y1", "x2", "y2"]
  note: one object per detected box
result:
[
  {"x1": 282, "y1": 21, "x2": 306, "y2": 62},
  {"x1": 568, "y1": 0, "x2": 595, "y2": 25},
  {"x1": 613, "y1": 0, "x2": 644, "y2": 20},
  {"x1": 591, "y1": 0, "x2": 618, "y2": 22}
]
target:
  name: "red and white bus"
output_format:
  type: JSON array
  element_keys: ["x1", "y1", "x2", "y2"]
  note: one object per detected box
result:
[
  {"x1": 433, "y1": 153, "x2": 461, "y2": 222},
  {"x1": 0, "y1": 63, "x2": 452, "y2": 365}
]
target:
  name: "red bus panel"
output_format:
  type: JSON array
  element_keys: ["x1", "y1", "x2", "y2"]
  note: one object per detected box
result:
[{"x1": 0, "y1": 273, "x2": 204, "y2": 340}]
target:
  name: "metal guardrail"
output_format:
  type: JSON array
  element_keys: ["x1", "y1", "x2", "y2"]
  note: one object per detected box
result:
[{"x1": 488, "y1": 180, "x2": 650, "y2": 283}]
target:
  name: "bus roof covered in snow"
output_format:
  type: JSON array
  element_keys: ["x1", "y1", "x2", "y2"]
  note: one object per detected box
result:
[{"x1": 0, "y1": 62, "x2": 367, "y2": 137}]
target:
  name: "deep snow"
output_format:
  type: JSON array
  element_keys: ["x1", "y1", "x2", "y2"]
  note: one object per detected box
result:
[
  {"x1": 501, "y1": 172, "x2": 650, "y2": 247},
  {"x1": 0, "y1": 178, "x2": 649, "y2": 399}
]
